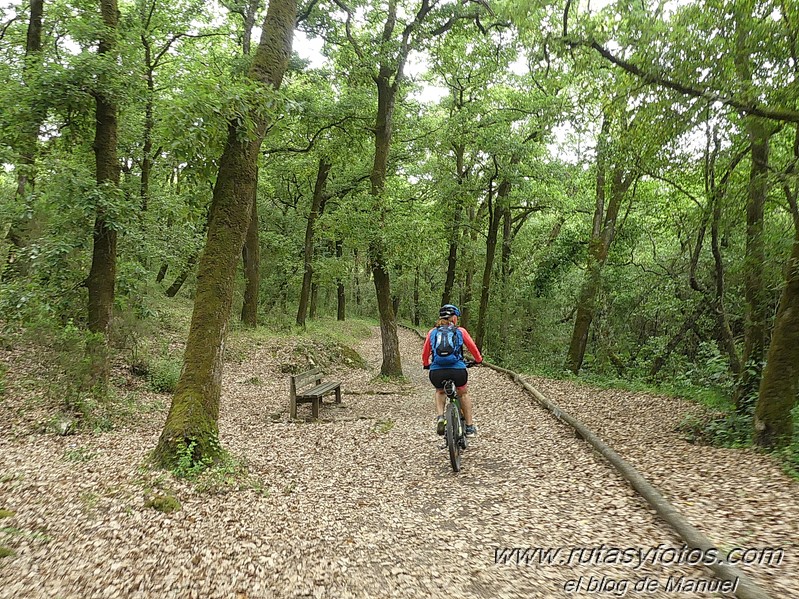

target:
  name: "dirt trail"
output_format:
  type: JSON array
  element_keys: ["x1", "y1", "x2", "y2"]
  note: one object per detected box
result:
[{"x1": 0, "y1": 325, "x2": 795, "y2": 598}]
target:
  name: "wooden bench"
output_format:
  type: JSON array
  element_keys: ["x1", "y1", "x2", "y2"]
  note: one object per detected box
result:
[{"x1": 289, "y1": 367, "x2": 341, "y2": 419}]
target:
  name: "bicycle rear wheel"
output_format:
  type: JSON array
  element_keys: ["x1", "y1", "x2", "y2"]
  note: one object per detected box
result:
[{"x1": 445, "y1": 401, "x2": 461, "y2": 472}]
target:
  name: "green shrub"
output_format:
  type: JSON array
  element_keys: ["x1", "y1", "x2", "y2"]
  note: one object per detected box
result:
[{"x1": 148, "y1": 357, "x2": 181, "y2": 393}]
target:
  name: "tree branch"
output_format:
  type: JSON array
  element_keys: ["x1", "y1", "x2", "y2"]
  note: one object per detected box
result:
[
  {"x1": 263, "y1": 116, "x2": 353, "y2": 154},
  {"x1": 575, "y1": 38, "x2": 799, "y2": 123},
  {"x1": 331, "y1": 0, "x2": 364, "y2": 60},
  {"x1": 297, "y1": 0, "x2": 321, "y2": 24}
]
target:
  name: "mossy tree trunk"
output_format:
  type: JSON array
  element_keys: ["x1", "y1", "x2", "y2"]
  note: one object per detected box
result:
[
  {"x1": 154, "y1": 0, "x2": 296, "y2": 468},
  {"x1": 368, "y1": 57, "x2": 402, "y2": 377},
  {"x1": 732, "y1": 16, "x2": 771, "y2": 413},
  {"x1": 238, "y1": 19, "x2": 261, "y2": 328},
  {"x1": 753, "y1": 126, "x2": 799, "y2": 447},
  {"x1": 474, "y1": 167, "x2": 502, "y2": 352},
  {"x1": 754, "y1": 228, "x2": 799, "y2": 447}
]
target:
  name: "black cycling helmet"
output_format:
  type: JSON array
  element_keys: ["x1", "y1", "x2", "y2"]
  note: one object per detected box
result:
[{"x1": 439, "y1": 304, "x2": 461, "y2": 318}]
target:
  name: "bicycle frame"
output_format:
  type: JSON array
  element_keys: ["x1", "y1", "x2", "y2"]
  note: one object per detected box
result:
[{"x1": 442, "y1": 379, "x2": 467, "y2": 472}]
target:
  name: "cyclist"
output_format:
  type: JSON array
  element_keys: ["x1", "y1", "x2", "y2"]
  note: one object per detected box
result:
[{"x1": 422, "y1": 304, "x2": 482, "y2": 437}]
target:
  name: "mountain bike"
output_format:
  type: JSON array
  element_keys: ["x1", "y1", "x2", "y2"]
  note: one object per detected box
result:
[{"x1": 442, "y1": 361, "x2": 477, "y2": 473}]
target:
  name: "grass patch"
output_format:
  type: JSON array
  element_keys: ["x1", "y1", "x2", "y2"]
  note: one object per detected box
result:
[
  {"x1": 0, "y1": 526, "x2": 50, "y2": 542},
  {"x1": 143, "y1": 493, "x2": 181, "y2": 514},
  {"x1": 0, "y1": 510, "x2": 14, "y2": 518},
  {"x1": 373, "y1": 419, "x2": 394, "y2": 434},
  {"x1": 147, "y1": 357, "x2": 181, "y2": 393},
  {"x1": 0, "y1": 546, "x2": 15, "y2": 558},
  {"x1": 62, "y1": 446, "x2": 95, "y2": 463}
]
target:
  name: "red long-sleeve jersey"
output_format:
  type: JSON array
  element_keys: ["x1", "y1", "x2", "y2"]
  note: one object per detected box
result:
[{"x1": 422, "y1": 326, "x2": 482, "y2": 368}]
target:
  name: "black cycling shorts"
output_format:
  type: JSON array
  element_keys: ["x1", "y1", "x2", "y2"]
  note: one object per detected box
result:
[{"x1": 429, "y1": 368, "x2": 468, "y2": 390}]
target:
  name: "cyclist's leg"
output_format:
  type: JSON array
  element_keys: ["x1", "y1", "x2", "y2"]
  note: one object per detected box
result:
[
  {"x1": 453, "y1": 369, "x2": 473, "y2": 426},
  {"x1": 429, "y1": 369, "x2": 447, "y2": 415},
  {"x1": 429, "y1": 370, "x2": 447, "y2": 434},
  {"x1": 459, "y1": 388, "x2": 473, "y2": 425},
  {"x1": 435, "y1": 389, "x2": 446, "y2": 415}
]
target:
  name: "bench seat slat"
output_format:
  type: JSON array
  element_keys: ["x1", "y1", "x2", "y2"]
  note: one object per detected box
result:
[{"x1": 298, "y1": 381, "x2": 340, "y2": 398}]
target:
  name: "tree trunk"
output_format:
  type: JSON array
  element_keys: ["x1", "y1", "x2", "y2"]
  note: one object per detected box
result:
[
  {"x1": 5, "y1": 0, "x2": 45, "y2": 272},
  {"x1": 85, "y1": 0, "x2": 121, "y2": 390},
  {"x1": 735, "y1": 120, "x2": 770, "y2": 412},
  {"x1": 498, "y1": 201, "x2": 513, "y2": 349},
  {"x1": 237, "y1": 0, "x2": 262, "y2": 327},
  {"x1": 754, "y1": 230, "x2": 799, "y2": 447},
  {"x1": 241, "y1": 0, "x2": 260, "y2": 55},
  {"x1": 141, "y1": 56, "x2": 154, "y2": 212},
  {"x1": 165, "y1": 254, "x2": 197, "y2": 297},
  {"x1": 475, "y1": 183, "x2": 502, "y2": 351},
  {"x1": 297, "y1": 158, "x2": 331, "y2": 327},
  {"x1": 442, "y1": 143, "x2": 466, "y2": 306},
  {"x1": 368, "y1": 67, "x2": 402, "y2": 376},
  {"x1": 309, "y1": 281, "x2": 319, "y2": 319},
  {"x1": 710, "y1": 173, "x2": 742, "y2": 376},
  {"x1": 240, "y1": 192, "x2": 260, "y2": 326},
  {"x1": 753, "y1": 126, "x2": 799, "y2": 447},
  {"x1": 336, "y1": 239, "x2": 345, "y2": 321},
  {"x1": 475, "y1": 156, "x2": 518, "y2": 351},
  {"x1": 154, "y1": 0, "x2": 296, "y2": 468},
  {"x1": 372, "y1": 248, "x2": 402, "y2": 376},
  {"x1": 460, "y1": 205, "x2": 478, "y2": 328},
  {"x1": 566, "y1": 115, "x2": 633, "y2": 374},
  {"x1": 413, "y1": 265, "x2": 420, "y2": 326}
]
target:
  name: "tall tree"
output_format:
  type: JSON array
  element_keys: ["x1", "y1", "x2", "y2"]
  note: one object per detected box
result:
[
  {"x1": 154, "y1": 0, "x2": 297, "y2": 467},
  {"x1": 85, "y1": 0, "x2": 122, "y2": 387},
  {"x1": 565, "y1": 114, "x2": 636, "y2": 374},
  {"x1": 5, "y1": 0, "x2": 45, "y2": 272},
  {"x1": 325, "y1": 0, "x2": 488, "y2": 376},
  {"x1": 297, "y1": 157, "x2": 331, "y2": 327}
]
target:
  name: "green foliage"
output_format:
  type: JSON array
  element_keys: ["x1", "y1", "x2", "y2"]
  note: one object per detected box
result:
[
  {"x1": 0, "y1": 510, "x2": 14, "y2": 519},
  {"x1": 143, "y1": 493, "x2": 181, "y2": 514},
  {"x1": 166, "y1": 436, "x2": 257, "y2": 494},
  {"x1": 171, "y1": 439, "x2": 214, "y2": 479},
  {"x1": 147, "y1": 357, "x2": 182, "y2": 394},
  {"x1": 0, "y1": 546, "x2": 15, "y2": 558}
]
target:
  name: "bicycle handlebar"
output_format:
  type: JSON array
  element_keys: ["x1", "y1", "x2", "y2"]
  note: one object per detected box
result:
[{"x1": 423, "y1": 360, "x2": 481, "y2": 369}]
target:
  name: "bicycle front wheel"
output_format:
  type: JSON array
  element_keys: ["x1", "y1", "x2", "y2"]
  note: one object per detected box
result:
[{"x1": 445, "y1": 401, "x2": 461, "y2": 473}]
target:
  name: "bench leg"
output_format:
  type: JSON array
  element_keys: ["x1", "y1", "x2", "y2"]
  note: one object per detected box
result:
[
  {"x1": 335, "y1": 387, "x2": 342, "y2": 404},
  {"x1": 290, "y1": 395, "x2": 297, "y2": 420},
  {"x1": 312, "y1": 397, "x2": 320, "y2": 419}
]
